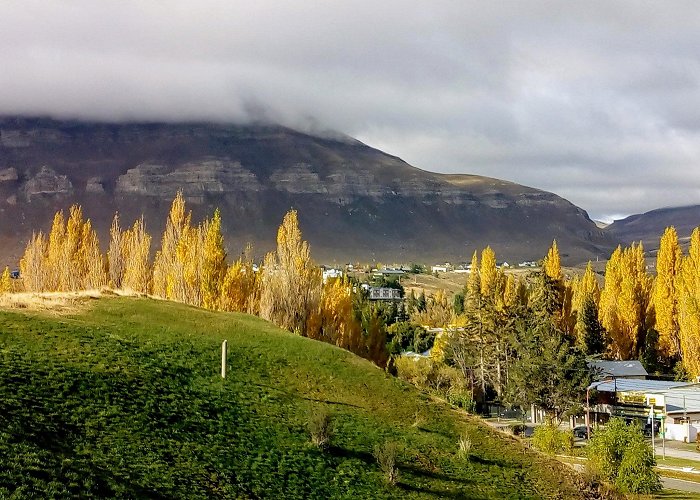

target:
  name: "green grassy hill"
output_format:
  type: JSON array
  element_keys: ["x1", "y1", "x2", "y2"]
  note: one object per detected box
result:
[{"x1": 0, "y1": 296, "x2": 588, "y2": 499}]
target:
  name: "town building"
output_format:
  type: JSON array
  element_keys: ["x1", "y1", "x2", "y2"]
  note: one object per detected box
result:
[{"x1": 368, "y1": 287, "x2": 402, "y2": 301}]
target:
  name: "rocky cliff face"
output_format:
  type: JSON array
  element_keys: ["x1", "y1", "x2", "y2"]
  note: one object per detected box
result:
[{"x1": 0, "y1": 116, "x2": 615, "y2": 267}]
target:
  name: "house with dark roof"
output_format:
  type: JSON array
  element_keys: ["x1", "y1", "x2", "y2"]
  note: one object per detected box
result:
[{"x1": 588, "y1": 360, "x2": 648, "y2": 380}]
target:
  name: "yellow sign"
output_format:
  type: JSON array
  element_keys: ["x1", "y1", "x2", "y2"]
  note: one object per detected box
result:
[{"x1": 618, "y1": 392, "x2": 646, "y2": 405}]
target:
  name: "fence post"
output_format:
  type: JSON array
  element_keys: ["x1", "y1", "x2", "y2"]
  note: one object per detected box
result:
[{"x1": 221, "y1": 340, "x2": 228, "y2": 378}]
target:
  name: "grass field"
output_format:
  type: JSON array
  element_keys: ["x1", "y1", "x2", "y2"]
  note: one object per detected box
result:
[{"x1": 0, "y1": 296, "x2": 591, "y2": 498}]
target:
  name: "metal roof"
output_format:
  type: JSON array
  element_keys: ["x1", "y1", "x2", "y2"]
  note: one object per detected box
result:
[
  {"x1": 588, "y1": 360, "x2": 648, "y2": 378},
  {"x1": 589, "y1": 378, "x2": 693, "y2": 392},
  {"x1": 653, "y1": 387, "x2": 700, "y2": 414}
]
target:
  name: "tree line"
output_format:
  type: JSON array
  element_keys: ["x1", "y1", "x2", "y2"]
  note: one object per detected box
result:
[
  {"x1": 394, "y1": 231, "x2": 700, "y2": 420},
  {"x1": 5, "y1": 193, "x2": 700, "y2": 404},
  {"x1": 12, "y1": 192, "x2": 388, "y2": 367}
]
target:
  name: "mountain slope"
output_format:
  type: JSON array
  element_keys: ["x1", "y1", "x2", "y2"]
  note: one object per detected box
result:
[
  {"x1": 0, "y1": 296, "x2": 592, "y2": 498},
  {"x1": 0, "y1": 116, "x2": 615, "y2": 266},
  {"x1": 606, "y1": 205, "x2": 700, "y2": 251}
]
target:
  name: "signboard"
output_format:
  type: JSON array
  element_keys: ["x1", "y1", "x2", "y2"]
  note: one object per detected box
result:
[{"x1": 618, "y1": 392, "x2": 646, "y2": 405}]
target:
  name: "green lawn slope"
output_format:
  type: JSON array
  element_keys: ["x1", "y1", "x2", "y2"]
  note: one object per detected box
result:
[{"x1": 0, "y1": 296, "x2": 588, "y2": 499}]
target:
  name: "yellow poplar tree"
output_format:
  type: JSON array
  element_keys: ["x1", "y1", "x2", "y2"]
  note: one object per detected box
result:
[
  {"x1": 0, "y1": 267, "x2": 12, "y2": 294},
  {"x1": 601, "y1": 243, "x2": 652, "y2": 359},
  {"x1": 122, "y1": 217, "x2": 152, "y2": 294},
  {"x1": 63, "y1": 205, "x2": 85, "y2": 291},
  {"x1": 220, "y1": 244, "x2": 259, "y2": 314},
  {"x1": 503, "y1": 274, "x2": 519, "y2": 309},
  {"x1": 653, "y1": 226, "x2": 682, "y2": 357},
  {"x1": 20, "y1": 231, "x2": 48, "y2": 292},
  {"x1": 600, "y1": 246, "x2": 623, "y2": 357},
  {"x1": 679, "y1": 228, "x2": 700, "y2": 378},
  {"x1": 465, "y1": 250, "x2": 480, "y2": 309},
  {"x1": 259, "y1": 210, "x2": 322, "y2": 335},
  {"x1": 175, "y1": 223, "x2": 205, "y2": 306},
  {"x1": 201, "y1": 209, "x2": 227, "y2": 310},
  {"x1": 80, "y1": 218, "x2": 107, "y2": 289},
  {"x1": 46, "y1": 211, "x2": 66, "y2": 291},
  {"x1": 318, "y1": 277, "x2": 359, "y2": 348},
  {"x1": 479, "y1": 246, "x2": 497, "y2": 298},
  {"x1": 107, "y1": 213, "x2": 125, "y2": 288},
  {"x1": 153, "y1": 191, "x2": 191, "y2": 299},
  {"x1": 573, "y1": 261, "x2": 600, "y2": 313},
  {"x1": 543, "y1": 239, "x2": 562, "y2": 281}
]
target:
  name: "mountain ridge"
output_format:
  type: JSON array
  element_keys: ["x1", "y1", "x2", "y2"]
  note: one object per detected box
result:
[
  {"x1": 606, "y1": 205, "x2": 700, "y2": 251},
  {"x1": 0, "y1": 116, "x2": 615, "y2": 266}
]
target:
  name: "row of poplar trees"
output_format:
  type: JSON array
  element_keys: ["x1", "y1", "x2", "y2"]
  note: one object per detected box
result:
[
  {"x1": 422, "y1": 231, "x2": 700, "y2": 420},
  {"x1": 16, "y1": 192, "x2": 388, "y2": 367}
]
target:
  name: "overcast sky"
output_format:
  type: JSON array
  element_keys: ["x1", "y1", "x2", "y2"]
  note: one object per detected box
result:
[{"x1": 2, "y1": 1, "x2": 700, "y2": 222}]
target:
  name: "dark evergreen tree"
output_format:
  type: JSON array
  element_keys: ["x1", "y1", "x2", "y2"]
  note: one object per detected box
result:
[
  {"x1": 577, "y1": 295, "x2": 606, "y2": 355},
  {"x1": 505, "y1": 274, "x2": 591, "y2": 423}
]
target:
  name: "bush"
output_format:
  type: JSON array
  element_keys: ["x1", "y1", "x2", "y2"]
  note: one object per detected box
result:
[
  {"x1": 309, "y1": 408, "x2": 333, "y2": 449},
  {"x1": 508, "y1": 424, "x2": 527, "y2": 437},
  {"x1": 457, "y1": 432, "x2": 472, "y2": 459},
  {"x1": 395, "y1": 357, "x2": 467, "y2": 399},
  {"x1": 374, "y1": 441, "x2": 400, "y2": 485},
  {"x1": 446, "y1": 389, "x2": 475, "y2": 412},
  {"x1": 614, "y1": 439, "x2": 661, "y2": 494},
  {"x1": 531, "y1": 423, "x2": 572, "y2": 455},
  {"x1": 586, "y1": 418, "x2": 660, "y2": 494}
]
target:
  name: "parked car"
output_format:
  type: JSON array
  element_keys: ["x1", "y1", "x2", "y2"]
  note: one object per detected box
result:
[
  {"x1": 643, "y1": 422, "x2": 659, "y2": 437},
  {"x1": 573, "y1": 426, "x2": 592, "y2": 439}
]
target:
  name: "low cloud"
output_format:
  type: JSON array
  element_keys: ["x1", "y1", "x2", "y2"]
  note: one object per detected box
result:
[{"x1": 1, "y1": 1, "x2": 699, "y2": 219}]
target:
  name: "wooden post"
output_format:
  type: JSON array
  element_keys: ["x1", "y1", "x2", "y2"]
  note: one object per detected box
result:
[{"x1": 221, "y1": 340, "x2": 227, "y2": 378}]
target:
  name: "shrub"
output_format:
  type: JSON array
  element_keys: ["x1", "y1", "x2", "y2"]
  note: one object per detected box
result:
[
  {"x1": 395, "y1": 356, "x2": 469, "y2": 407},
  {"x1": 457, "y1": 433, "x2": 472, "y2": 459},
  {"x1": 586, "y1": 418, "x2": 660, "y2": 494},
  {"x1": 508, "y1": 424, "x2": 527, "y2": 436},
  {"x1": 614, "y1": 439, "x2": 661, "y2": 494},
  {"x1": 446, "y1": 390, "x2": 475, "y2": 412},
  {"x1": 374, "y1": 441, "x2": 400, "y2": 484},
  {"x1": 531, "y1": 423, "x2": 572, "y2": 455},
  {"x1": 309, "y1": 408, "x2": 333, "y2": 449}
]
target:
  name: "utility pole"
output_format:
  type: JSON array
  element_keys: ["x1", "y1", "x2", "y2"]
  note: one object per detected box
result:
[
  {"x1": 684, "y1": 395, "x2": 689, "y2": 443},
  {"x1": 650, "y1": 404, "x2": 655, "y2": 453}
]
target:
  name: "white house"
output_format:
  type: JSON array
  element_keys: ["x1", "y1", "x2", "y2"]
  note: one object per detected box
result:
[
  {"x1": 431, "y1": 263, "x2": 453, "y2": 273},
  {"x1": 322, "y1": 268, "x2": 343, "y2": 283}
]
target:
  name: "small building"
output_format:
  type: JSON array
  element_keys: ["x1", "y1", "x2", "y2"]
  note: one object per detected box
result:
[
  {"x1": 431, "y1": 263, "x2": 453, "y2": 273},
  {"x1": 372, "y1": 268, "x2": 405, "y2": 278},
  {"x1": 322, "y1": 268, "x2": 343, "y2": 283},
  {"x1": 368, "y1": 287, "x2": 402, "y2": 301}
]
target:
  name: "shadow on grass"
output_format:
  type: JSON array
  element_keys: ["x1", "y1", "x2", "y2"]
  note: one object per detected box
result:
[
  {"x1": 396, "y1": 481, "x2": 483, "y2": 499},
  {"x1": 247, "y1": 382, "x2": 364, "y2": 408},
  {"x1": 329, "y1": 445, "x2": 481, "y2": 498},
  {"x1": 400, "y1": 463, "x2": 475, "y2": 485},
  {"x1": 469, "y1": 454, "x2": 511, "y2": 468},
  {"x1": 327, "y1": 445, "x2": 375, "y2": 465}
]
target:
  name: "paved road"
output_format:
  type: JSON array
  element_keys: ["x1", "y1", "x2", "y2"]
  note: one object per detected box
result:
[
  {"x1": 661, "y1": 476, "x2": 700, "y2": 493},
  {"x1": 570, "y1": 460, "x2": 700, "y2": 494},
  {"x1": 655, "y1": 445, "x2": 700, "y2": 461}
]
